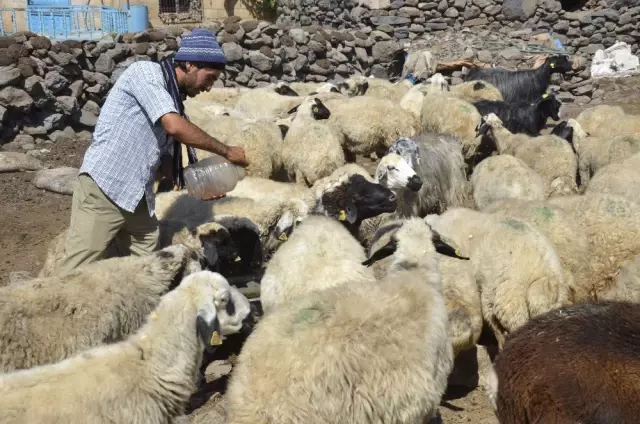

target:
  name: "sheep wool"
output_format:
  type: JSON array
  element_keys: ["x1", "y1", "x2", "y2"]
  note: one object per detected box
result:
[
  {"x1": 575, "y1": 104, "x2": 640, "y2": 138},
  {"x1": 226, "y1": 218, "x2": 457, "y2": 424},
  {"x1": 0, "y1": 244, "x2": 204, "y2": 373},
  {"x1": 259, "y1": 215, "x2": 375, "y2": 315},
  {"x1": 471, "y1": 154, "x2": 545, "y2": 210},
  {"x1": 450, "y1": 80, "x2": 504, "y2": 103},
  {"x1": 0, "y1": 271, "x2": 251, "y2": 424},
  {"x1": 585, "y1": 152, "x2": 640, "y2": 204}
]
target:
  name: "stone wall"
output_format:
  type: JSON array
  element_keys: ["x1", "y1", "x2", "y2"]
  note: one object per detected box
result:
[
  {"x1": 0, "y1": 15, "x2": 614, "y2": 149},
  {"x1": 276, "y1": 0, "x2": 639, "y2": 57}
]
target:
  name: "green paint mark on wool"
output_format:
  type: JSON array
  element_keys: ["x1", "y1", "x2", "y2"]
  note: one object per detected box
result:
[
  {"x1": 532, "y1": 207, "x2": 554, "y2": 221},
  {"x1": 293, "y1": 304, "x2": 325, "y2": 325},
  {"x1": 503, "y1": 218, "x2": 526, "y2": 231}
]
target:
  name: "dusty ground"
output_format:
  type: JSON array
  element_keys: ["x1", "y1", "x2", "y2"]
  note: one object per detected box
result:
[{"x1": 1, "y1": 76, "x2": 639, "y2": 422}]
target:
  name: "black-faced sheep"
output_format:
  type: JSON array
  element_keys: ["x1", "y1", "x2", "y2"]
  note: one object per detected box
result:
[
  {"x1": 1, "y1": 244, "x2": 212, "y2": 373},
  {"x1": 281, "y1": 96, "x2": 346, "y2": 186},
  {"x1": 226, "y1": 218, "x2": 466, "y2": 424},
  {"x1": 490, "y1": 301, "x2": 640, "y2": 424},
  {"x1": 0, "y1": 270, "x2": 251, "y2": 424},
  {"x1": 473, "y1": 91, "x2": 562, "y2": 136},
  {"x1": 463, "y1": 55, "x2": 573, "y2": 103}
]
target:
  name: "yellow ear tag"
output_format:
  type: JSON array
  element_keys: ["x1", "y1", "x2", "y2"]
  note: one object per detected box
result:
[
  {"x1": 279, "y1": 232, "x2": 288, "y2": 241},
  {"x1": 210, "y1": 331, "x2": 223, "y2": 346},
  {"x1": 550, "y1": 63, "x2": 556, "y2": 68},
  {"x1": 338, "y1": 210, "x2": 347, "y2": 221},
  {"x1": 234, "y1": 256, "x2": 242, "y2": 262},
  {"x1": 542, "y1": 93, "x2": 549, "y2": 98}
]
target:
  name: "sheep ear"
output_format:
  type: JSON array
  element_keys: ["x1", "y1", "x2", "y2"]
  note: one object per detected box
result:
[
  {"x1": 287, "y1": 104, "x2": 300, "y2": 114},
  {"x1": 431, "y1": 231, "x2": 469, "y2": 260},
  {"x1": 362, "y1": 239, "x2": 398, "y2": 266},
  {"x1": 197, "y1": 305, "x2": 223, "y2": 347}
]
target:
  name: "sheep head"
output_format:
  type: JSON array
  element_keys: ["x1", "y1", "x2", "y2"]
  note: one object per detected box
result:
[
  {"x1": 546, "y1": 55, "x2": 573, "y2": 74},
  {"x1": 313, "y1": 83, "x2": 341, "y2": 94},
  {"x1": 475, "y1": 113, "x2": 503, "y2": 137},
  {"x1": 375, "y1": 153, "x2": 423, "y2": 192},
  {"x1": 362, "y1": 218, "x2": 468, "y2": 269},
  {"x1": 274, "y1": 82, "x2": 299, "y2": 97},
  {"x1": 428, "y1": 73, "x2": 449, "y2": 92},
  {"x1": 337, "y1": 76, "x2": 369, "y2": 96},
  {"x1": 272, "y1": 199, "x2": 309, "y2": 242},
  {"x1": 388, "y1": 136, "x2": 421, "y2": 169},
  {"x1": 314, "y1": 173, "x2": 397, "y2": 226},
  {"x1": 537, "y1": 91, "x2": 562, "y2": 121},
  {"x1": 287, "y1": 96, "x2": 331, "y2": 120},
  {"x1": 186, "y1": 271, "x2": 252, "y2": 350}
]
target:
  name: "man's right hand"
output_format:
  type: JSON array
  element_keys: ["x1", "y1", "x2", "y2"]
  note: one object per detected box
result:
[{"x1": 225, "y1": 146, "x2": 249, "y2": 167}]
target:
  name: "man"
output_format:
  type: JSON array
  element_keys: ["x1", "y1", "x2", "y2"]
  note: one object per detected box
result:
[{"x1": 56, "y1": 28, "x2": 249, "y2": 275}]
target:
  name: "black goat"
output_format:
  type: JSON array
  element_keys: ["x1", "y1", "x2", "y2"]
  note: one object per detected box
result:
[
  {"x1": 463, "y1": 55, "x2": 572, "y2": 103},
  {"x1": 473, "y1": 92, "x2": 562, "y2": 136},
  {"x1": 550, "y1": 120, "x2": 577, "y2": 154}
]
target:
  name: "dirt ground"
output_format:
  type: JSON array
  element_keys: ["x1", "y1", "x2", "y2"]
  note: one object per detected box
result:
[{"x1": 1, "y1": 76, "x2": 639, "y2": 422}]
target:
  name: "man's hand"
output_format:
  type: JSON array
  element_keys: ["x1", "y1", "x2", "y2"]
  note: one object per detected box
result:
[{"x1": 225, "y1": 146, "x2": 249, "y2": 167}]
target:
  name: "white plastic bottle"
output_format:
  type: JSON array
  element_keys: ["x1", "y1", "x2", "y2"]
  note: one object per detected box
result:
[{"x1": 183, "y1": 154, "x2": 245, "y2": 199}]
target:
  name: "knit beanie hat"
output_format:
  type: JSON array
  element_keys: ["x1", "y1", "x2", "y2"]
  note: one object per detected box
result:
[{"x1": 174, "y1": 28, "x2": 227, "y2": 66}]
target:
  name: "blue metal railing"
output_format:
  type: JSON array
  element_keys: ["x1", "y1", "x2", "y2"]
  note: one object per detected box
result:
[
  {"x1": 25, "y1": 5, "x2": 129, "y2": 40},
  {"x1": 0, "y1": 8, "x2": 18, "y2": 36}
]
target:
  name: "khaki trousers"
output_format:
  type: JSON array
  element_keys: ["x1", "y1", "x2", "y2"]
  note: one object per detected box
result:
[{"x1": 56, "y1": 173, "x2": 159, "y2": 275}]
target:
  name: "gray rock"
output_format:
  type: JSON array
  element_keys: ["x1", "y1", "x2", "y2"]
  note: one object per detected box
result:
[
  {"x1": 427, "y1": 22, "x2": 449, "y2": 30},
  {"x1": 473, "y1": 0, "x2": 492, "y2": 7},
  {"x1": 502, "y1": 0, "x2": 537, "y2": 20},
  {"x1": 289, "y1": 28, "x2": 308, "y2": 44},
  {"x1": 95, "y1": 36, "x2": 116, "y2": 54},
  {"x1": 0, "y1": 86, "x2": 33, "y2": 111},
  {"x1": 249, "y1": 50, "x2": 274, "y2": 72},
  {"x1": 33, "y1": 166, "x2": 78, "y2": 195},
  {"x1": 410, "y1": 24, "x2": 426, "y2": 33},
  {"x1": 95, "y1": 54, "x2": 116, "y2": 74},
  {"x1": 398, "y1": 6, "x2": 422, "y2": 17},
  {"x1": 56, "y1": 95, "x2": 79, "y2": 115},
  {"x1": 0, "y1": 65, "x2": 21, "y2": 87},
  {"x1": 8, "y1": 271, "x2": 34, "y2": 285},
  {"x1": 76, "y1": 100, "x2": 100, "y2": 127},
  {"x1": 372, "y1": 40, "x2": 403, "y2": 62},
  {"x1": 370, "y1": 16, "x2": 412, "y2": 25},
  {"x1": 485, "y1": 4, "x2": 502, "y2": 15},
  {"x1": 445, "y1": 7, "x2": 459, "y2": 17},
  {"x1": 222, "y1": 42, "x2": 243, "y2": 62},
  {"x1": 0, "y1": 151, "x2": 43, "y2": 172},
  {"x1": 464, "y1": 5, "x2": 482, "y2": 19},
  {"x1": 48, "y1": 51, "x2": 75, "y2": 66},
  {"x1": 23, "y1": 75, "x2": 54, "y2": 108},
  {"x1": 13, "y1": 134, "x2": 35, "y2": 147},
  {"x1": 477, "y1": 50, "x2": 493, "y2": 62},
  {"x1": 44, "y1": 71, "x2": 69, "y2": 94},
  {"x1": 500, "y1": 47, "x2": 523, "y2": 60},
  {"x1": 454, "y1": 0, "x2": 466, "y2": 8}
]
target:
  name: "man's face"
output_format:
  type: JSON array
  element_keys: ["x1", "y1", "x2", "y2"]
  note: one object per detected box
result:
[{"x1": 184, "y1": 63, "x2": 220, "y2": 97}]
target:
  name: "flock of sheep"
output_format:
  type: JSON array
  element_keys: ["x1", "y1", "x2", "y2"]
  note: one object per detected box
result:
[{"x1": 2, "y1": 51, "x2": 640, "y2": 423}]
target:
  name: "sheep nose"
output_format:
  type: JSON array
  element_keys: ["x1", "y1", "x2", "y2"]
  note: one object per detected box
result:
[
  {"x1": 388, "y1": 193, "x2": 397, "y2": 203},
  {"x1": 407, "y1": 175, "x2": 423, "y2": 192}
]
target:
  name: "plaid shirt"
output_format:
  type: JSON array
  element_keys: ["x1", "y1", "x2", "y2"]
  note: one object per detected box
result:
[{"x1": 79, "y1": 61, "x2": 178, "y2": 216}]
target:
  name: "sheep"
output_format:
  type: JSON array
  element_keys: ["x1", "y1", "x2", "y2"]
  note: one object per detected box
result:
[
  {"x1": 585, "y1": 152, "x2": 640, "y2": 204},
  {"x1": 188, "y1": 114, "x2": 284, "y2": 179},
  {"x1": 425, "y1": 207, "x2": 572, "y2": 348},
  {"x1": 398, "y1": 74, "x2": 449, "y2": 119},
  {"x1": 311, "y1": 163, "x2": 374, "y2": 194},
  {"x1": 450, "y1": 80, "x2": 504, "y2": 103},
  {"x1": 387, "y1": 133, "x2": 471, "y2": 215},
  {"x1": 1, "y1": 243, "x2": 209, "y2": 373},
  {"x1": 363, "y1": 77, "x2": 413, "y2": 103},
  {"x1": 256, "y1": 81, "x2": 300, "y2": 96},
  {"x1": 228, "y1": 176, "x2": 316, "y2": 208},
  {"x1": 323, "y1": 95, "x2": 419, "y2": 158},
  {"x1": 482, "y1": 198, "x2": 591, "y2": 303},
  {"x1": 234, "y1": 89, "x2": 303, "y2": 119},
  {"x1": 476, "y1": 112, "x2": 578, "y2": 197},
  {"x1": 547, "y1": 192, "x2": 640, "y2": 302},
  {"x1": 226, "y1": 218, "x2": 466, "y2": 424},
  {"x1": 473, "y1": 91, "x2": 563, "y2": 136},
  {"x1": 420, "y1": 79, "x2": 482, "y2": 159},
  {"x1": 260, "y1": 173, "x2": 398, "y2": 314},
  {"x1": 470, "y1": 154, "x2": 545, "y2": 210},
  {"x1": 401, "y1": 49, "x2": 435, "y2": 82},
  {"x1": 605, "y1": 254, "x2": 640, "y2": 303},
  {"x1": 335, "y1": 74, "x2": 370, "y2": 96},
  {"x1": 575, "y1": 104, "x2": 640, "y2": 138},
  {"x1": 189, "y1": 86, "x2": 249, "y2": 108},
  {"x1": 463, "y1": 54, "x2": 573, "y2": 103},
  {"x1": 565, "y1": 118, "x2": 640, "y2": 190},
  {"x1": 366, "y1": 219, "x2": 481, "y2": 358},
  {"x1": 281, "y1": 96, "x2": 346, "y2": 186},
  {"x1": 0, "y1": 270, "x2": 251, "y2": 424},
  {"x1": 490, "y1": 301, "x2": 640, "y2": 424}
]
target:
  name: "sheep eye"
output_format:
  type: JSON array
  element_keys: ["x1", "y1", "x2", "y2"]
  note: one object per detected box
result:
[{"x1": 388, "y1": 166, "x2": 397, "y2": 171}]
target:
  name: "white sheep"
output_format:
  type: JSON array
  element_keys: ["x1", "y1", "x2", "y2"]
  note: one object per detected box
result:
[
  {"x1": 450, "y1": 80, "x2": 504, "y2": 103},
  {"x1": 388, "y1": 133, "x2": 472, "y2": 216},
  {"x1": 226, "y1": 218, "x2": 461, "y2": 424},
  {"x1": 234, "y1": 89, "x2": 303, "y2": 119},
  {"x1": 482, "y1": 198, "x2": 591, "y2": 303},
  {"x1": 366, "y1": 219, "x2": 481, "y2": 358},
  {"x1": 1, "y1": 244, "x2": 206, "y2": 373},
  {"x1": 547, "y1": 192, "x2": 640, "y2": 302},
  {"x1": 471, "y1": 154, "x2": 545, "y2": 210},
  {"x1": 324, "y1": 95, "x2": 419, "y2": 158},
  {"x1": 476, "y1": 113, "x2": 578, "y2": 197},
  {"x1": 585, "y1": 152, "x2": 640, "y2": 204},
  {"x1": 0, "y1": 270, "x2": 251, "y2": 424},
  {"x1": 363, "y1": 76, "x2": 413, "y2": 103},
  {"x1": 188, "y1": 86, "x2": 249, "y2": 108},
  {"x1": 575, "y1": 104, "x2": 640, "y2": 138},
  {"x1": 564, "y1": 119, "x2": 640, "y2": 191},
  {"x1": 425, "y1": 207, "x2": 572, "y2": 348},
  {"x1": 281, "y1": 96, "x2": 346, "y2": 185},
  {"x1": 398, "y1": 74, "x2": 448, "y2": 119},
  {"x1": 259, "y1": 214, "x2": 376, "y2": 315}
]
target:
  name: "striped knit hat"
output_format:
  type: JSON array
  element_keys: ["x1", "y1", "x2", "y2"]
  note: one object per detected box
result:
[{"x1": 174, "y1": 28, "x2": 226, "y2": 65}]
